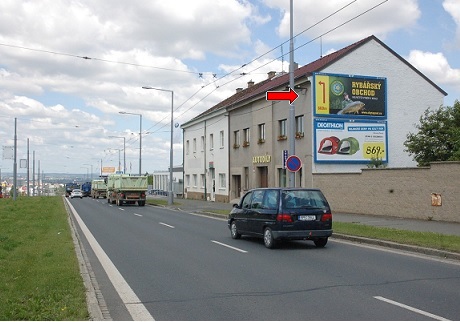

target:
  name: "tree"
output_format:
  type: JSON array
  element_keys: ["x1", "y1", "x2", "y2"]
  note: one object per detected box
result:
[{"x1": 404, "y1": 100, "x2": 460, "y2": 166}]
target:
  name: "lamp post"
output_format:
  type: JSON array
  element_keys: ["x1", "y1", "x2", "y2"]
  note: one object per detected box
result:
[
  {"x1": 119, "y1": 112, "x2": 142, "y2": 175},
  {"x1": 108, "y1": 136, "x2": 126, "y2": 174},
  {"x1": 83, "y1": 163, "x2": 93, "y2": 180},
  {"x1": 142, "y1": 86, "x2": 174, "y2": 206}
]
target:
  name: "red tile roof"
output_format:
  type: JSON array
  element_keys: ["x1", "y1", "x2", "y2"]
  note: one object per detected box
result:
[{"x1": 184, "y1": 35, "x2": 446, "y2": 124}]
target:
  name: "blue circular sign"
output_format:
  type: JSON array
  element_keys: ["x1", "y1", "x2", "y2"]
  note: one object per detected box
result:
[{"x1": 286, "y1": 155, "x2": 302, "y2": 172}]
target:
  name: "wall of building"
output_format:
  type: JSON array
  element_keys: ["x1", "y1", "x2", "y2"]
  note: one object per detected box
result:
[
  {"x1": 315, "y1": 40, "x2": 445, "y2": 174},
  {"x1": 183, "y1": 110, "x2": 229, "y2": 201},
  {"x1": 313, "y1": 162, "x2": 460, "y2": 223}
]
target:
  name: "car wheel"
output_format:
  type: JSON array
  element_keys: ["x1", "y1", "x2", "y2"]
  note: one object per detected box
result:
[
  {"x1": 230, "y1": 222, "x2": 241, "y2": 239},
  {"x1": 314, "y1": 237, "x2": 328, "y2": 248},
  {"x1": 263, "y1": 227, "x2": 275, "y2": 249}
]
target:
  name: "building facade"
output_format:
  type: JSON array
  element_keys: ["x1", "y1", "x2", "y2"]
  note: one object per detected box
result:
[{"x1": 182, "y1": 35, "x2": 447, "y2": 202}]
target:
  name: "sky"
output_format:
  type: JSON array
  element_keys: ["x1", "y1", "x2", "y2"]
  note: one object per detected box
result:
[{"x1": 1, "y1": 0, "x2": 459, "y2": 177}]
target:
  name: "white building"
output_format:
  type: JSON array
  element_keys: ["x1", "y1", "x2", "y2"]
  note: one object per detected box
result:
[{"x1": 182, "y1": 35, "x2": 447, "y2": 202}]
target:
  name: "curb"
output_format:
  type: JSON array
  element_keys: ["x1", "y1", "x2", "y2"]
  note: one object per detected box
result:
[
  {"x1": 332, "y1": 233, "x2": 460, "y2": 261},
  {"x1": 64, "y1": 197, "x2": 112, "y2": 321}
]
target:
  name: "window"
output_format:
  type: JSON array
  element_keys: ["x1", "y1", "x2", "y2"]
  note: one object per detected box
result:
[
  {"x1": 193, "y1": 138, "x2": 197, "y2": 153},
  {"x1": 251, "y1": 190, "x2": 264, "y2": 209},
  {"x1": 185, "y1": 175, "x2": 190, "y2": 187},
  {"x1": 244, "y1": 167, "x2": 249, "y2": 190},
  {"x1": 186, "y1": 140, "x2": 190, "y2": 155},
  {"x1": 220, "y1": 130, "x2": 224, "y2": 148},
  {"x1": 200, "y1": 174, "x2": 205, "y2": 188},
  {"x1": 241, "y1": 191, "x2": 253, "y2": 209},
  {"x1": 201, "y1": 136, "x2": 204, "y2": 151},
  {"x1": 243, "y1": 128, "x2": 250, "y2": 147},
  {"x1": 233, "y1": 130, "x2": 240, "y2": 148},
  {"x1": 219, "y1": 173, "x2": 226, "y2": 188},
  {"x1": 258, "y1": 123, "x2": 265, "y2": 143},
  {"x1": 279, "y1": 119, "x2": 287, "y2": 139},
  {"x1": 296, "y1": 115, "x2": 304, "y2": 138},
  {"x1": 209, "y1": 133, "x2": 214, "y2": 150},
  {"x1": 193, "y1": 174, "x2": 197, "y2": 187}
]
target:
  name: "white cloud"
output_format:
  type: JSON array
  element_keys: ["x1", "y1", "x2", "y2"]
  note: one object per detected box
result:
[
  {"x1": 407, "y1": 50, "x2": 460, "y2": 86},
  {"x1": 263, "y1": 0, "x2": 420, "y2": 43},
  {"x1": 443, "y1": 0, "x2": 460, "y2": 47}
]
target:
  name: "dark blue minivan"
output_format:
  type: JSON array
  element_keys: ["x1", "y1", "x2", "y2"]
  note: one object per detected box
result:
[{"x1": 228, "y1": 188, "x2": 333, "y2": 249}]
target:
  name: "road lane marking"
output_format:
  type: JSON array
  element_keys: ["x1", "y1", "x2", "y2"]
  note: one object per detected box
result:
[
  {"x1": 211, "y1": 240, "x2": 248, "y2": 253},
  {"x1": 119, "y1": 208, "x2": 125, "y2": 211},
  {"x1": 134, "y1": 213, "x2": 143, "y2": 217},
  {"x1": 159, "y1": 222, "x2": 175, "y2": 228},
  {"x1": 374, "y1": 296, "x2": 449, "y2": 321},
  {"x1": 66, "y1": 199, "x2": 155, "y2": 321}
]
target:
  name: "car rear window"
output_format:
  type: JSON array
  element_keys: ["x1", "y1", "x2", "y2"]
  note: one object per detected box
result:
[{"x1": 282, "y1": 190, "x2": 328, "y2": 209}]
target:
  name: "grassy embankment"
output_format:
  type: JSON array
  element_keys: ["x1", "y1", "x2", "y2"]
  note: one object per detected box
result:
[{"x1": 0, "y1": 196, "x2": 88, "y2": 321}]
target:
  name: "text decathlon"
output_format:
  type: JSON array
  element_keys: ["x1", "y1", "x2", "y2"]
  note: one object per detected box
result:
[{"x1": 316, "y1": 122, "x2": 344, "y2": 130}]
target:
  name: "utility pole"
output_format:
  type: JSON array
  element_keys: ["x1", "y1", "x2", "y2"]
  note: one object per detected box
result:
[{"x1": 288, "y1": 0, "x2": 296, "y2": 187}]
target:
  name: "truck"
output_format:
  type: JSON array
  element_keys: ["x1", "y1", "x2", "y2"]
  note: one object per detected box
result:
[
  {"x1": 91, "y1": 179, "x2": 107, "y2": 199},
  {"x1": 106, "y1": 174, "x2": 148, "y2": 206},
  {"x1": 81, "y1": 181, "x2": 92, "y2": 197},
  {"x1": 65, "y1": 182, "x2": 80, "y2": 197}
]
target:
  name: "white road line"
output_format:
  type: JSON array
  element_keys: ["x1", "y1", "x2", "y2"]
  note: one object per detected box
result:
[
  {"x1": 374, "y1": 296, "x2": 449, "y2": 321},
  {"x1": 211, "y1": 240, "x2": 248, "y2": 253},
  {"x1": 134, "y1": 213, "x2": 143, "y2": 217},
  {"x1": 66, "y1": 199, "x2": 155, "y2": 321},
  {"x1": 119, "y1": 208, "x2": 125, "y2": 211},
  {"x1": 159, "y1": 222, "x2": 175, "y2": 228}
]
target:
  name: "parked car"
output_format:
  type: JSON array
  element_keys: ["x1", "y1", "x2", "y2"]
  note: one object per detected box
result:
[
  {"x1": 70, "y1": 189, "x2": 83, "y2": 199},
  {"x1": 228, "y1": 188, "x2": 333, "y2": 249}
]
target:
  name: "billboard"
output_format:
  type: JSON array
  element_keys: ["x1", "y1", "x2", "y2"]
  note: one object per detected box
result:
[
  {"x1": 314, "y1": 119, "x2": 388, "y2": 163},
  {"x1": 313, "y1": 73, "x2": 387, "y2": 118}
]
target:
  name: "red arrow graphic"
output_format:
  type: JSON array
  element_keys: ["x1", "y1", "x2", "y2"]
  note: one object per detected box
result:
[{"x1": 266, "y1": 88, "x2": 299, "y2": 104}]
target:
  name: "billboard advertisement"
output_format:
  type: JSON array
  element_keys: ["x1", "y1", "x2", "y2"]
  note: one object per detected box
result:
[
  {"x1": 314, "y1": 119, "x2": 388, "y2": 163},
  {"x1": 313, "y1": 73, "x2": 387, "y2": 118}
]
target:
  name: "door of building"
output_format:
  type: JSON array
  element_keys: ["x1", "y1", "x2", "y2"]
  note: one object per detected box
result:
[
  {"x1": 232, "y1": 175, "x2": 241, "y2": 200},
  {"x1": 258, "y1": 166, "x2": 268, "y2": 188}
]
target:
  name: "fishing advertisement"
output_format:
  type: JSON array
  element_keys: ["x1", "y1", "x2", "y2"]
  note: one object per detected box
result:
[
  {"x1": 313, "y1": 73, "x2": 387, "y2": 118},
  {"x1": 314, "y1": 119, "x2": 388, "y2": 163}
]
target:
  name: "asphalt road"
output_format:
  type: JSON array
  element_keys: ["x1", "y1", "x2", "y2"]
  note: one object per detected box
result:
[{"x1": 68, "y1": 197, "x2": 460, "y2": 321}]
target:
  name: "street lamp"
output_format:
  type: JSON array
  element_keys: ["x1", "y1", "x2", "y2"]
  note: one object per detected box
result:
[
  {"x1": 142, "y1": 86, "x2": 174, "y2": 206},
  {"x1": 108, "y1": 136, "x2": 126, "y2": 174},
  {"x1": 119, "y1": 111, "x2": 142, "y2": 176},
  {"x1": 83, "y1": 163, "x2": 93, "y2": 180}
]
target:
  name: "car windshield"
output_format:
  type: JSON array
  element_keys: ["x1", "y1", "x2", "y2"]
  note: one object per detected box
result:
[{"x1": 282, "y1": 190, "x2": 328, "y2": 209}]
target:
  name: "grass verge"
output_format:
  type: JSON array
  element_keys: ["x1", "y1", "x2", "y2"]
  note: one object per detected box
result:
[
  {"x1": 0, "y1": 196, "x2": 88, "y2": 321},
  {"x1": 333, "y1": 222, "x2": 460, "y2": 253}
]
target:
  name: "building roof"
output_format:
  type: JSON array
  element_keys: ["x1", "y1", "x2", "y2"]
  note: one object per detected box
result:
[{"x1": 182, "y1": 35, "x2": 447, "y2": 126}]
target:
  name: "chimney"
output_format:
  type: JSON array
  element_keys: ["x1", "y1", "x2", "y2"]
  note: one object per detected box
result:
[
  {"x1": 247, "y1": 80, "x2": 254, "y2": 88},
  {"x1": 267, "y1": 71, "x2": 276, "y2": 79},
  {"x1": 236, "y1": 87, "x2": 243, "y2": 93}
]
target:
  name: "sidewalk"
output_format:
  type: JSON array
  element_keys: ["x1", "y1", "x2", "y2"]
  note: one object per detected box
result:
[{"x1": 148, "y1": 196, "x2": 460, "y2": 237}]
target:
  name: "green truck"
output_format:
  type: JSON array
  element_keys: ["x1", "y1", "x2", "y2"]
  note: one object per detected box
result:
[
  {"x1": 106, "y1": 174, "x2": 148, "y2": 206},
  {"x1": 91, "y1": 179, "x2": 107, "y2": 199}
]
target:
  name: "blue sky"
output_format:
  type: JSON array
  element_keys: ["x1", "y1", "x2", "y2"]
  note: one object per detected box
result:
[{"x1": 0, "y1": 0, "x2": 459, "y2": 175}]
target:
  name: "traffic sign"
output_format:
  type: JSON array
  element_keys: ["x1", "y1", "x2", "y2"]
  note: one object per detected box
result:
[{"x1": 286, "y1": 155, "x2": 302, "y2": 172}]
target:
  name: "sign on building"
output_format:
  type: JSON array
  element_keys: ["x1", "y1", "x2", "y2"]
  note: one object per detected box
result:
[
  {"x1": 314, "y1": 119, "x2": 388, "y2": 163},
  {"x1": 313, "y1": 73, "x2": 387, "y2": 118}
]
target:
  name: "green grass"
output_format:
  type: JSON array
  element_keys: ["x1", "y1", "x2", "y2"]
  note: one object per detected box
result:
[
  {"x1": 333, "y1": 222, "x2": 460, "y2": 253},
  {"x1": 0, "y1": 196, "x2": 88, "y2": 321}
]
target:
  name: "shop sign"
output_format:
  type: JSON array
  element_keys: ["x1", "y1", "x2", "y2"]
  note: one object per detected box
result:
[{"x1": 252, "y1": 155, "x2": 271, "y2": 164}]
